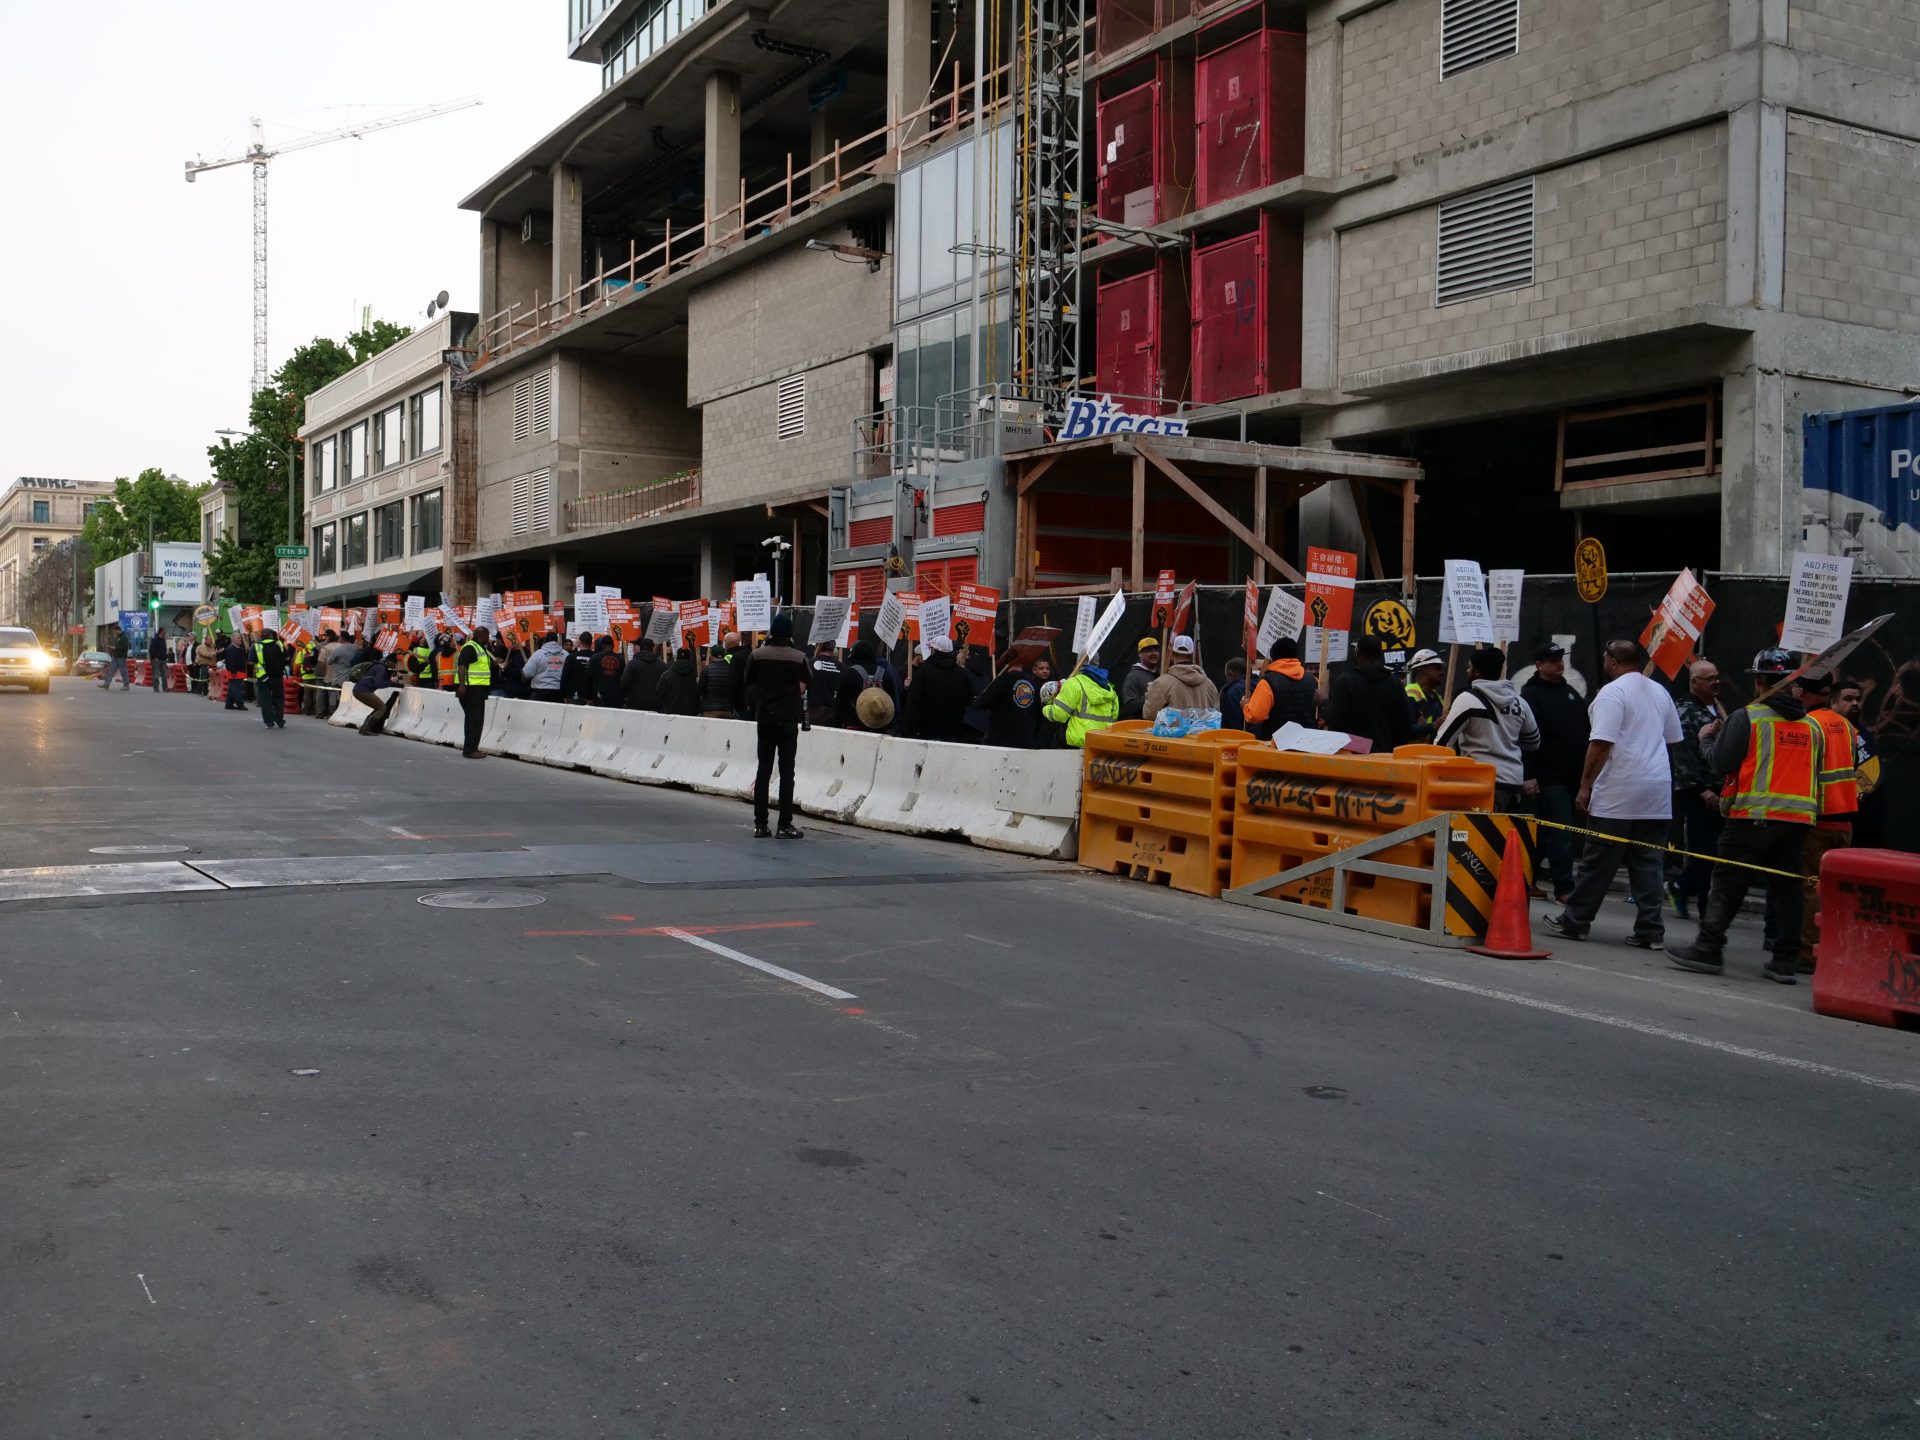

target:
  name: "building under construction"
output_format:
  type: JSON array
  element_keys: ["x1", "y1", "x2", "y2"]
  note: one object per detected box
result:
[{"x1": 422, "y1": 0, "x2": 1920, "y2": 612}]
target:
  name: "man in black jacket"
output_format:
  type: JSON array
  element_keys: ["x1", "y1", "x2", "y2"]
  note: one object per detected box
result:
[
  {"x1": 904, "y1": 636, "x2": 975, "y2": 742},
  {"x1": 1520, "y1": 642, "x2": 1590, "y2": 901},
  {"x1": 1322, "y1": 636, "x2": 1414, "y2": 753},
  {"x1": 146, "y1": 628, "x2": 171, "y2": 692},
  {"x1": 586, "y1": 636, "x2": 624, "y2": 707},
  {"x1": 620, "y1": 638, "x2": 667, "y2": 711},
  {"x1": 743, "y1": 614, "x2": 811, "y2": 837},
  {"x1": 255, "y1": 629, "x2": 288, "y2": 729},
  {"x1": 699, "y1": 633, "x2": 744, "y2": 718},
  {"x1": 974, "y1": 657, "x2": 1043, "y2": 748},
  {"x1": 559, "y1": 633, "x2": 593, "y2": 705},
  {"x1": 808, "y1": 643, "x2": 843, "y2": 727}
]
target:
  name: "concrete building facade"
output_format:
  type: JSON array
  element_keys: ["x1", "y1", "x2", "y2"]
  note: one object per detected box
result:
[
  {"x1": 0, "y1": 478, "x2": 111, "y2": 627},
  {"x1": 299, "y1": 312, "x2": 481, "y2": 608}
]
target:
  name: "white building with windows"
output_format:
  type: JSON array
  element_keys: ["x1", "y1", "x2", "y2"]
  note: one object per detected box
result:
[{"x1": 299, "y1": 312, "x2": 478, "y2": 608}]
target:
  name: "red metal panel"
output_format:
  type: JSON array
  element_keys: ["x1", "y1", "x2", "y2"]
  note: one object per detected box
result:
[
  {"x1": 1096, "y1": 258, "x2": 1191, "y2": 411},
  {"x1": 1191, "y1": 212, "x2": 1302, "y2": 405},
  {"x1": 1033, "y1": 490, "x2": 1234, "y2": 586},
  {"x1": 848, "y1": 516, "x2": 891, "y2": 548},
  {"x1": 1095, "y1": 58, "x2": 1195, "y2": 232},
  {"x1": 1195, "y1": 27, "x2": 1306, "y2": 209},
  {"x1": 836, "y1": 565, "x2": 887, "y2": 609},
  {"x1": 932, "y1": 500, "x2": 986, "y2": 536},
  {"x1": 915, "y1": 554, "x2": 978, "y2": 597}
]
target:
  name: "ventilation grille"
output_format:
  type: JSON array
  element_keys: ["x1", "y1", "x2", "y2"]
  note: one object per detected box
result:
[
  {"x1": 1441, "y1": 0, "x2": 1519, "y2": 79},
  {"x1": 1436, "y1": 178, "x2": 1534, "y2": 306},
  {"x1": 775, "y1": 374, "x2": 807, "y2": 441},
  {"x1": 512, "y1": 370, "x2": 554, "y2": 443},
  {"x1": 510, "y1": 468, "x2": 554, "y2": 537}
]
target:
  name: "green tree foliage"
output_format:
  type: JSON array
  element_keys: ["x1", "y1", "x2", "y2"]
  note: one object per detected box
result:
[
  {"x1": 204, "y1": 321, "x2": 412, "y2": 600},
  {"x1": 80, "y1": 468, "x2": 204, "y2": 566}
]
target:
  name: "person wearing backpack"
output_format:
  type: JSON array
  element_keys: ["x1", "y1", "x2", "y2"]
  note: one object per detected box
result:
[
  {"x1": 1436, "y1": 646, "x2": 1541, "y2": 811},
  {"x1": 837, "y1": 640, "x2": 895, "y2": 731}
]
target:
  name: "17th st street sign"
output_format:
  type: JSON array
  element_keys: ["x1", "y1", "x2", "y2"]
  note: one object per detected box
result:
[{"x1": 274, "y1": 545, "x2": 310, "y2": 559}]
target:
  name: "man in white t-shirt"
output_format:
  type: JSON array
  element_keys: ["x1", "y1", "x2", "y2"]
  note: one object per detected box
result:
[{"x1": 1543, "y1": 638, "x2": 1683, "y2": 949}]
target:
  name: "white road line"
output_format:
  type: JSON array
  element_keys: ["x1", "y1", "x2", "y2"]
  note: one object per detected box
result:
[
  {"x1": 137, "y1": 1273, "x2": 155, "y2": 1304},
  {"x1": 1323, "y1": 953, "x2": 1920, "y2": 1097},
  {"x1": 387, "y1": 825, "x2": 426, "y2": 841},
  {"x1": 662, "y1": 928, "x2": 856, "y2": 1000}
]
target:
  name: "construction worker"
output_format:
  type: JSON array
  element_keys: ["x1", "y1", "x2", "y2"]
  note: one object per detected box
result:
[
  {"x1": 1670, "y1": 649, "x2": 1823, "y2": 985},
  {"x1": 1403, "y1": 648, "x2": 1446, "y2": 743},
  {"x1": 253, "y1": 627, "x2": 288, "y2": 730},
  {"x1": 456, "y1": 625, "x2": 494, "y2": 759},
  {"x1": 408, "y1": 635, "x2": 436, "y2": 688},
  {"x1": 433, "y1": 634, "x2": 459, "y2": 690},
  {"x1": 1792, "y1": 669, "x2": 1868, "y2": 973},
  {"x1": 293, "y1": 635, "x2": 318, "y2": 715},
  {"x1": 1041, "y1": 652, "x2": 1119, "y2": 748}
]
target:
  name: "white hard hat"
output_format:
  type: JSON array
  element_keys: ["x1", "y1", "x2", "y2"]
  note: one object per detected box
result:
[{"x1": 1409, "y1": 648, "x2": 1443, "y2": 669}]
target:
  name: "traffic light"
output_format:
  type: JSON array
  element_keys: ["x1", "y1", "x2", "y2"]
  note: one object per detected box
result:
[{"x1": 147, "y1": 591, "x2": 161, "y2": 615}]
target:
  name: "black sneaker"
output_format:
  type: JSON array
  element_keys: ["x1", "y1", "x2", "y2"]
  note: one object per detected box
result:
[
  {"x1": 1761, "y1": 963, "x2": 1798, "y2": 985},
  {"x1": 776, "y1": 825, "x2": 804, "y2": 840},
  {"x1": 1668, "y1": 944, "x2": 1724, "y2": 975},
  {"x1": 1625, "y1": 935, "x2": 1664, "y2": 951},
  {"x1": 1542, "y1": 914, "x2": 1588, "y2": 941},
  {"x1": 752, "y1": 825, "x2": 772, "y2": 839}
]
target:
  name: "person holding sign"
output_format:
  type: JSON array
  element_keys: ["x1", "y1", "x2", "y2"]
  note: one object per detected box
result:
[
  {"x1": 1119, "y1": 638, "x2": 1161, "y2": 721},
  {"x1": 1042, "y1": 649, "x2": 1119, "y2": 748},
  {"x1": 1435, "y1": 647, "x2": 1540, "y2": 813},
  {"x1": 1322, "y1": 636, "x2": 1414, "y2": 752},
  {"x1": 743, "y1": 614, "x2": 812, "y2": 839}
]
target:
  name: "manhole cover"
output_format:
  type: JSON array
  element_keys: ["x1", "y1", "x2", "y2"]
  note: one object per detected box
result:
[
  {"x1": 416, "y1": 890, "x2": 546, "y2": 910},
  {"x1": 89, "y1": 845, "x2": 189, "y2": 856}
]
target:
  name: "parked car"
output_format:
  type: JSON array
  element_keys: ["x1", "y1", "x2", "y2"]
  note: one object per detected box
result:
[
  {"x1": 71, "y1": 649, "x2": 111, "y2": 680},
  {"x1": 0, "y1": 626, "x2": 56, "y2": 693}
]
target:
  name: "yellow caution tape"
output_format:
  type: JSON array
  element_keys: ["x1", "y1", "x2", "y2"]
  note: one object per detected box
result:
[{"x1": 1512, "y1": 815, "x2": 1813, "y2": 883}]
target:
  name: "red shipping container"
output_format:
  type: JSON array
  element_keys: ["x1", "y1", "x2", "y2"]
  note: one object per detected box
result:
[
  {"x1": 1191, "y1": 212, "x2": 1302, "y2": 404},
  {"x1": 1096, "y1": 58, "x2": 1195, "y2": 232},
  {"x1": 1096, "y1": 257, "x2": 1191, "y2": 411},
  {"x1": 1195, "y1": 25, "x2": 1306, "y2": 209},
  {"x1": 1097, "y1": 0, "x2": 1192, "y2": 60}
]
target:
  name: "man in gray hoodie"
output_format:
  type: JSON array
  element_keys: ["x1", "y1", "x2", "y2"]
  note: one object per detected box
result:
[
  {"x1": 523, "y1": 634, "x2": 567, "y2": 700},
  {"x1": 1436, "y1": 646, "x2": 1541, "y2": 811}
]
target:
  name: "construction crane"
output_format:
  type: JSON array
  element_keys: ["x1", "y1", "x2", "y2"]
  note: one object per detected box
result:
[{"x1": 185, "y1": 97, "x2": 483, "y2": 395}]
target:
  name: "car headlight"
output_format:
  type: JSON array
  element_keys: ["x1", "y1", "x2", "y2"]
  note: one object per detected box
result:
[{"x1": 29, "y1": 651, "x2": 52, "y2": 671}]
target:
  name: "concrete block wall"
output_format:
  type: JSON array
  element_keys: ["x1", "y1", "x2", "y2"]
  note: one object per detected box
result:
[
  {"x1": 1787, "y1": 0, "x2": 1920, "y2": 72},
  {"x1": 699, "y1": 355, "x2": 874, "y2": 509},
  {"x1": 1337, "y1": 124, "x2": 1727, "y2": 380},
  {"x1": 1784, "y1": 114, "x2": 1920, "y2": 332},
  {"x1": 1337, "y1": 0, "x2": 1728, "y2": 174},
  {"x1": 685, "y1": 224, "x2": 892, "y2": 406},
  {"x1": 571, "y1": 355, "x2": 703, "y2": 485}
]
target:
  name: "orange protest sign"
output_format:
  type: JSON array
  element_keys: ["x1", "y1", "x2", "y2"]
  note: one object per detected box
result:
[
  {"x1": 1150, "y1": 569, "x2": 1177, "y2": 627},
  {"x1": 1304, "y1": 547, "x2": 1359, "y2": 633},
  {"x1": 1641, "y1": 569, "x2": 1715, "y2": 679},
  {"x1": 377, "y1": 593, "x2": 403, "y2": 626},
  {"x1": 900, "y1": 592, "x2": 924, "y2": 642},
  {"x1": 953, "y1": 582, "x2": 1000, "y2": 651}
]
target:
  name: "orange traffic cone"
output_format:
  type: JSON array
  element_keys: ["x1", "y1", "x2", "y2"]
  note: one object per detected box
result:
[{"x1": 1470, "y1": 829, "x2": 1550, "y2": 959}]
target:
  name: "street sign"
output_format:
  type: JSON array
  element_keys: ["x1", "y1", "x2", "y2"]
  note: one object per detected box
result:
[
  {"x1": 1574, "y1": 537, "x2": 1608, "y2": 603},
  {"x1": 278, "y1": 559, "x2": 306, "y2": 587},
  {"x1": 274, "y1": 544, "x2": 310, "y2": 559}
]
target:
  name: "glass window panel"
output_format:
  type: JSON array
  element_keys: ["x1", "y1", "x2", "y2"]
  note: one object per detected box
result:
[
  {"x1": 896, "y1": 165, "x2": 920, "y2": 307},
  {"x1": 411, "y1": 490, "x2": 443, "y2": 553},
  {"x1": 412, "y1": 387, "x2": 443, "y2": 456},
  {"x1": 343, "y1": 513, "x2": 368, "y2": 568},
  {"x1": 920, "y1": 149, "x2": 957, "y2": 296}
]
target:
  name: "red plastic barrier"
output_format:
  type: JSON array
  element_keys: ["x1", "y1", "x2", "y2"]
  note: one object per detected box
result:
[
  {"x1": 168, "y1": 663, "x2": 188, "y2": 693},
  {"x1": 283, "y1": 677, "x2": 302, "y2": 710},
  {"x1": 129, "y1": 659, "x2": 151, "y2": 686},
  {"x1": 1812, "y1": 848, "x2": 1920, "y2": 1030}
]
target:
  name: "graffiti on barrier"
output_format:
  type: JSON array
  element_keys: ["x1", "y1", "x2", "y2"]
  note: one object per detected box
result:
[{"x1": 1244, "y1": 774, "x2": 1409, "y2": 825}]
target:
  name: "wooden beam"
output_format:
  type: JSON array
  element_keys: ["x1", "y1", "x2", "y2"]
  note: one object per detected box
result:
[
  {"x1": 1252, "y1": 466, "x2": 1268, "y2": 586},
  {"x1": 1130, "y1": 453, "x2": 1146, "y2": 592},
  {"x1": 1015, "y1": 453, "x2": 1061, "y2": 495},
  {"x1": 1348, "y1": 476, "x2": 1386, "y2": 580},
  {"x1": 1399, "y1": 477, "x2": 1416, "y2": 600},
  {"x1": 1132, "y1": 438, "x2": 1306, "y2": 585}
]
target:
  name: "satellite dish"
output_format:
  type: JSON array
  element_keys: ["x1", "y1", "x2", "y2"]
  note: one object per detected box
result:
[{"x1": 435, "y1": 290, "x2": 450, "y2": 309}]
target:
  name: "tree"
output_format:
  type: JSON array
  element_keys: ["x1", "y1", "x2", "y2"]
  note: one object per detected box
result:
[
  {"x1": 205, "y1": 321, "x2": 411, "y2": 600},
  {"x1": 80, "y1": 468, "x2": 203, "y2": 567},
  {"x1": 19, "y1": 536, "x2": 92, "y2": 645}
]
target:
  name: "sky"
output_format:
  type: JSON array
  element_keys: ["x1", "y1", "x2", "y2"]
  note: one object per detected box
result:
[{"x1": 0, "y1": 0, "x2": 596, "y2": 501}]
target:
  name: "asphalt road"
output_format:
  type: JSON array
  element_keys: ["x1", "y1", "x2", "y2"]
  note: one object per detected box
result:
[{"x1": 3, "y1": 677, "x2": 1917, "y2": 1438}]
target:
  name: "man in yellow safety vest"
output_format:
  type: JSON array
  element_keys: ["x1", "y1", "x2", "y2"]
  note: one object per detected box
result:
[
  {"x1": 1042, "y1": 655, "x2": 1119, "y2": 748},
  {"x1": 456, "y1": 626, "x2": 494, "y2": 759}
]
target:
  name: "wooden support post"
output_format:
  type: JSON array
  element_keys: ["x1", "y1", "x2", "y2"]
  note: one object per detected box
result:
[
  {"x1": 1130, "y1": 453, "x2": 1146, "y2": 593},
  {"x1": 1400, "y1": 478, "x2": 1416, "y2": 600},
  {"x1": 1133, "y1": 439, "x2": 1305, "y2": 583},
  {"x1": 1252, "y1": 466, "x2": 1269, "y2": 586}
]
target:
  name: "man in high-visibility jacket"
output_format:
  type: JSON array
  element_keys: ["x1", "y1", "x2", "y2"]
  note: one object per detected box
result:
[
  {"x1": 1671, "y1": 649, "x2": 1823, "y2": 984},
  {"x1": 1791, "y1": 669, "x2": 1868, "y2": 972},
  {"x1": 408, "y1": 639, "x2": 436, "y2": 688},
  {"x1": 253, "y1": 628, "x2": 289, "y2": 731},
  {"x1": 1041, "y1": 657, "x2": 1119, "y2": 748},
  {"x1": 455, "y1": 626, "x2": 494, "y2": 759},
  {"x1": 293, "y1": 637, "x2": 317, "y2": 715}
]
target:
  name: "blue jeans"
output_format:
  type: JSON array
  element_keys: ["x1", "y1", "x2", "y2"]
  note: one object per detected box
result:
[
  {"x1": 101, "y1": 657, "x2": 129, "y2": 689},
  {"x1": 1536, "y1": 780, "x2": 1578, "y2": 897}
]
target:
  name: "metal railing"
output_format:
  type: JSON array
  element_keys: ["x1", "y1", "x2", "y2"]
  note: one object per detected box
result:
[
  {"x1": 932, "y1": 383, "x2": 1252, "y2": 461},
  {"x1": 562, "y1": 470, "x2": 700, "y2": 531},
  {"x1": 473, "y1": 60, "x2": 1015, "y2": 370}
]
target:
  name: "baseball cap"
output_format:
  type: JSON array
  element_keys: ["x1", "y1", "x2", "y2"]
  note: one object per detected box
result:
[
  {"x1": 1171, "y1": 635, "x2": 1195, "y2": 655},
  {"x1": 1409, "y1": 648, "x2": 1443, "y2": 668},
  {"x1": 1137, "y1": 636, "x2": 1160, "y2": 652},
  {"x1": 1533, "y1": 642, "x2": 1565, "y2": 661},
  {"x1": 928, "y1": 635, "x2": 953, "y2": 654}
]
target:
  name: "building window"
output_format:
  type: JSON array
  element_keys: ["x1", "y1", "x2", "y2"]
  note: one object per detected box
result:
[
  {"x1": 375, "y1": 404, "x2": 405, "y2": 472},
  {"x1": 1436, "y1": 178, "x2": 1535, "y2": 306},
  {"x1": 373, "y1": 501, "x2": 405, "y2": 562},
  {"x1": 411, "y1": 386, "x2": 443, "y2": 457},
  {"x1": 314, "y1": 436, "x2": 337, "y2": 494},
  {"x1": 343, "y1": 512, "x2": 368, "y2": 569},
  {"x1": 600, "y1": 0, "x2": 707, "y2": 88},
  {"x1": 84, "y1": 503, "x2": 98, "y2": 520},
  {"x1": 31, "y1": 500, "x2": 50, "y2": 523},
  {"x1": 776, "y1": 374, "x2": 807, "y2": 440},
  {"x1": 512, "y1": 370, "x2": 554, "y2": 443},
  {"x1": 343, "y1": 422, "x2": 369, "y2": 482},
  {"x1": 411, "y1": 489, "x2": 443, "y2": 553},
  {"x1": 314, "y1": 523, "x2": 337, "y2": 575},
  {"x1": 1441, "y1": 0, "x2": 1519, "y2": 79},
  {"x1": 510, "y1": 469, "x2": 554, "y2": 537},
  {"x1": 32, "y1": 536, "x2": 49, "y2": 553},
  {"x1": 203, "y1": 513, "x2": 213, "y2": 548}
]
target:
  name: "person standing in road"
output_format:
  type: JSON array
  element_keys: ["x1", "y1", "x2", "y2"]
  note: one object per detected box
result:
[
  {"x1": 1521, "y1": 642, "x2": 1591, "y2": 904},
  {"x1": 1669, "y1": 649, "x2": 1824, "y2": 984},
  {"x1": 147, "y1": 627, "x2": 170, "y2": 693},
  {"x1": 1041, "y1": 652, "x2": 1119, "y2": 748},
  {"x1": 1403, "y1": 649, "x2": 1447, "y2": 743},
  {"x1": 456, "y1": 626, "x2": 493, "y2": 759},
  {"x1": 254, "y1": 628, "x2": 288, "y2": 730},
  {"x1": 1323, "y1": 636, "x2": 1415, "y2": 753},
  {"x1": 1118, "y1": 637, "x2": 1161, "y2": 721},
  {"x1": 221, "y1": 632, "x2": 249, "y2": 710},
  {"x1": 1792, "y1": 669, "x2": 1867, "y2": 972},
  {"x1": 1667, "y1": 658, "x2": 1726, "y2": 919},
  {"x1": 1240, "y1": 636, "x2": 1318, "y2": 740},
  {"x1": 743, "y1": 613, "x2": 811, "y2": 838},
  {"x1": 1543, "y1": 640, "x2": 1682, "y2": 950},
  {"x1": 103, "y1": 629, "x2": 131, "y2": 690}
]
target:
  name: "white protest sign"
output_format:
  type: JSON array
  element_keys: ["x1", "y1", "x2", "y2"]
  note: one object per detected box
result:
[
  {"x1": 644, "y1": 604, "x2": 678, "y2": 645},
  {"x1": 1437, "y1": 560, "x2": 1495, "y2": 646},
  {"x1": 1303, "y1": 624, "x2": 1350, "y2": 665},
  {"x1": 875, "y1": 591, "x2": 906, "y2": 647},
  {"x1": 575, "y1": 592, "x2": 607, "y2": 632},
  {"x1": 918, "y1": 595, "x2": 952, "y2": 643},
  {"x1": 734, "y1": 580, "x2": 772, "y2": 633},
  {"x1": 1084, "y1": 590, "x2": 1128, "y2": 662},
  {"x1": 810, "y1": 595, "x2": 851, "y2": 646},
  {"x1": 596, "y1": 585, "x2": 622, "y2": 601},
  {"x1": 260, "y1": 608, "x2": 281, "y2": 633},
  {"x1": 1271, "y1": 721, "x2": 1356, "y2": 755},
  {"x1": 1070, "y1": 595, "x2": 1098, "y2": 656},
  {"x1": 474, "y1": 596, "x2": 497, "y2": 632},
  {"x1": 1487, "y1": 569, "x2": 1524, "y2": 644},
  {"x1": 706, "y1": 611, "x2": 725, "y2": 646},
  {"x1": 403, "y1": 595, "x2": 426, "y2": 629},
  {"x1": 1256, "y1": 587, "x2": 1305, "y2": 655},
  {"x1": 1779, "y1": 551, "x2": 1853, "y2": 654},
  {"x1": 575, "y1": 574, "x2": 586, "y2": 593}
]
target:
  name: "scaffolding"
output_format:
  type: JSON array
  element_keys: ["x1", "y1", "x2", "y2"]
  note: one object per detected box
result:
[{"x1": 1012, "y1": 0, "x2": 1085, "y2": 411}]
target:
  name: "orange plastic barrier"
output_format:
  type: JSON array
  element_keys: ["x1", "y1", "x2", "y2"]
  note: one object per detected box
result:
[
  {"x1": 167, "y1": 663, "x2": 188, "y2": 693},
  {"x1": 1078, "y1": 720, "x2": 1256, "y2": 896},
  {"x1": 282, "y1": 676, "x2": 302, "y2": 711},
  {"x1": 129, "y1": 659, "x2": 151, "y2": 686},
  {"x1": 1230, "y1": 743, "x2": 1495, "y2": 928},
  {"x1": 1812, "y1": 848, "x2": 1920, "y2": 1030}
]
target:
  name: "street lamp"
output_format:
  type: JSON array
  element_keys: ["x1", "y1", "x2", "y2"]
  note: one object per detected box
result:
[
  {"x1": 216, "y1": 428, "x2": 298, "y2": 604},
  {"x1": 761, "y1": 534, "x2": 792, "y2": 608}
]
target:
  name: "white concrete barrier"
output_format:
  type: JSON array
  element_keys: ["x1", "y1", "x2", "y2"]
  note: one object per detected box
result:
[
  {"x1": 792, "y1": 726, "x2": 884, "y2": 821},
  {"x1": 480, "y1": 696, "x2": 533, "y2": 754},
  {"x1": 330, "y1": 683, "x2": 373, "y2": 727},
  {"x1": 571, "y1": 708, "x2": 635, "y2": 773},
  {"x1": 850, "y1": 736, "x2": 938, "y2": 836}
]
